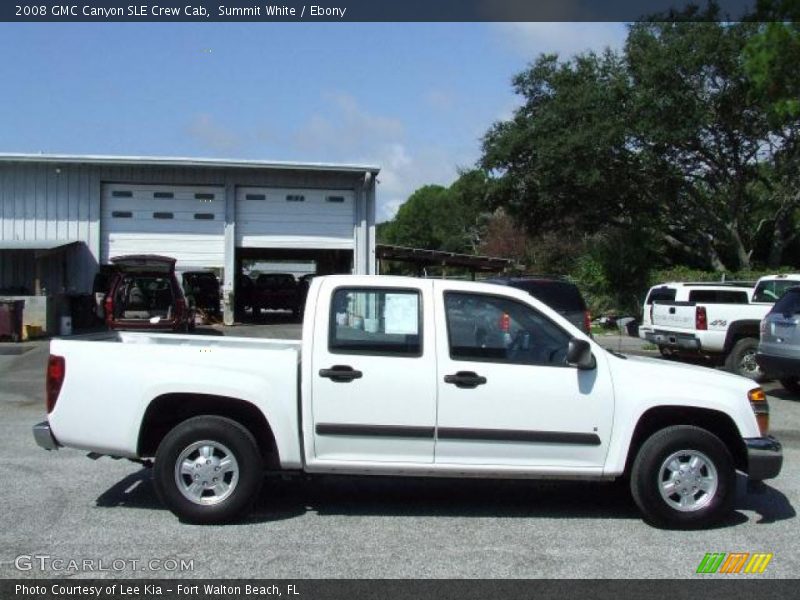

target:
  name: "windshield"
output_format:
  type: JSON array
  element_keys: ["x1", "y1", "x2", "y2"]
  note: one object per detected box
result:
[{"x1": 753, "y1": 280, "x2": 800, "y2": 303}]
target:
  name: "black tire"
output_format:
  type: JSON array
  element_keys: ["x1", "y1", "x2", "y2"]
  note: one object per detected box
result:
[
  {"x1": 630, "y1": 425, "x2": 735, "y2": 529},
  {"x1": 780, "y1": 376, "x2": 800, "y2": 396},
  {"x1": 725, "y1": 337, "x2": 765, "y2": 381},
  {"x1": 153, "y1": 416, "x2": 263, "y2": 524}
]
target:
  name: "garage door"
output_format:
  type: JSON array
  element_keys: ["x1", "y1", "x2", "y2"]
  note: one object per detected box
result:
[
  {"x1": 236, "y1": 187, "x2": 355, "y2": 249},
  {"x1": 101, "y1": 184, "x2": 225, "y2": 268}
]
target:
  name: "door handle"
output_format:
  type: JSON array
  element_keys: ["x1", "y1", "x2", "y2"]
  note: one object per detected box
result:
[
  {"x1": 319, "y1": 365, "x2": 363, "y2": 383},
  {"x1": 444, "y1": 371, "x2": 487, "y2": 389}
]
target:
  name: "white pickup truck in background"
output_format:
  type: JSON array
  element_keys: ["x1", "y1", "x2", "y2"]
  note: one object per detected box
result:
[
  {"x1": 34, "y1": 275, "x2": 782, "y2": 528},
  {"x1": 645, "y1": 274, "x2": 800, "y2": 379}
]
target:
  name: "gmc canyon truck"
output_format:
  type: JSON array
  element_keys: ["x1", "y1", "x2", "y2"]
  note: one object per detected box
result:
[{"x1": 33, "y1": 276, "x2": 782, "y2": 528}]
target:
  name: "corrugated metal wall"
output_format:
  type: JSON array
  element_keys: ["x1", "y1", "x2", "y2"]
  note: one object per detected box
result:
[{"x1": 0, "y1": 161, "x2": 372, "y2": 293}]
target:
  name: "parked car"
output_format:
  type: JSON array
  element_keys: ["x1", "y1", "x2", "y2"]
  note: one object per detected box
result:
[
  {"x1": 757, "y1": 286, "x2": 800, "y2": 395},
  {"x1": 485, "y1": 276, "x2": 591, "y2": 334},
  {"x1": 643, "y1": 276, "x2": 800, "y2": 379},
  {"x1": 253, "y1": 273, "x2": 300, "y2": 318},
  {"x1": 182, "y1": 271, "x2": 221, "y2": 316},
  {"x1": 103, "y1": 255, "x2": 194, "y2": 332},
  {"x1": 35, "y1": 275, "x2": 781, "y2": 527}
]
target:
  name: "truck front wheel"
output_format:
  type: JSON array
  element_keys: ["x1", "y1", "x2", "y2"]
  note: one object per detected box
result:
[
  {"x1": 153, "y1": 416, "x2": 262, "y2": 524},
  {"x1": 630, "y1": 425, "x2": 735, "y2": 529}
]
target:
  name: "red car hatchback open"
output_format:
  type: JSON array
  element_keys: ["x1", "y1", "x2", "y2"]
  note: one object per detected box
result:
[{"x1": 104, "y1": 255, "x2": 193, "y2": 332}]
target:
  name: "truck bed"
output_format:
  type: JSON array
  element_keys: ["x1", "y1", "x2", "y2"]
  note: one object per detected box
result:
[{"x1": 48, "y1": 331, "x2": 302, "y2": 462}]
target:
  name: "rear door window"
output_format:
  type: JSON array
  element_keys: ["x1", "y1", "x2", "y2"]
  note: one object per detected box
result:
[{"x1": 329, "y1": 288, "x2": 422, "y2": 356}]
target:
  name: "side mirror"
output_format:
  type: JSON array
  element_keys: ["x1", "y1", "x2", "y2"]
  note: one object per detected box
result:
[{"x1": 566, "y1": 338, "x2": 596, "y2": 370}]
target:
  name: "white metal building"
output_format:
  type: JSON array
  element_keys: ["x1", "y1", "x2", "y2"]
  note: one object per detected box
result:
[{"x1": 0, "y1": 154, "x2": 379, "y2": 325}]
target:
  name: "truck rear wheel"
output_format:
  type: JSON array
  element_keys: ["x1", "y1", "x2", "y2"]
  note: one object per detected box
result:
[
  {"x1": 725, "y1": 338, "x2": 765, "y2": 381},
  {"x1": 630, "y1": 425, "x2": 735, "y2": 529},
  {"x1": 153, "y1": 416, "x2": 262, "y2": 524}
]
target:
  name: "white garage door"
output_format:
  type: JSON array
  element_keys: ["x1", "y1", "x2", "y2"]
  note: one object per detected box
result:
[
  {"x1": 236, "y1": 187, "x2": 355, "y2": 249},
  {"x1": 101, "y1": 184, "x2": 225, "y2": 268}
]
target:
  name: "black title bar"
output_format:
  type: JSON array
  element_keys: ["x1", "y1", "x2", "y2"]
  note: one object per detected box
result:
[{"x1": 2, "y1": 0, "x2": 759, "y2": 23}]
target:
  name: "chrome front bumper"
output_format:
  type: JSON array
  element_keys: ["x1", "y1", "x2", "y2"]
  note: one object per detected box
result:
[{"x1": 33, "y1": 421, "x2": 60, "y2": 451}]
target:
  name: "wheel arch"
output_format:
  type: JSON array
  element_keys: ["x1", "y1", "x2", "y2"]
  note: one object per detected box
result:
[
  {"x1": 723, "y1": 320, "x2": 760, "y2": 354},
  {"x1": 137, "y1": 393, "x2": 280, "y2": 468},
  {"x1": 623, "y1": 405, "x2": 747, "y2": 476}
]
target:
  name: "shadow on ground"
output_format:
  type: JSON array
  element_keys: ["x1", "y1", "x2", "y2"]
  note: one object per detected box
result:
[{"x1": 95, "y1": 469, "x2": 794, "y2": 528}]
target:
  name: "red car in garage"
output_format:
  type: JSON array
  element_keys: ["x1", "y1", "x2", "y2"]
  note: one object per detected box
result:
[{"x1": 104, "y1": 255, "x2": 194, "y2": 332}]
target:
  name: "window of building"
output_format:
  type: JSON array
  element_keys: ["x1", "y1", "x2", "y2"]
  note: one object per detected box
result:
[
  {"x1": 329, "y1": 288, "x2": 422, "y2": 356},
  {"x1": 154, "y1": 192, "x2": 174, "y2": 199},
  {"x1": 326, "y1": 195, "x2": 345, "y2": 203},
  {"x1": 111, "y1": 190, "x2": 132, "y2": 198},
  {"x1": 194, "y1": 213, "x2": 215, "y2": 220},
  {"x1": 111, "y1": 210, "x2": 133, "y2": 218},
  {"x1": 245, "y1": 193, "x2": 266, "y2": 201},
  {"x1": 195, "y1": 193, "x2": 214, "y2": 200},
  {"x1": 286, "y1": 194, "x2": 305, "y2": 202},
  {"x1": 153, "y1": 212, "x2": 174, "y2": 219}
]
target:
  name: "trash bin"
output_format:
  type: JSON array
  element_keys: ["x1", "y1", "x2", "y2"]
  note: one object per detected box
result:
[{"x1": 0, "y1": 300, "x2": 24, "y2": 342}]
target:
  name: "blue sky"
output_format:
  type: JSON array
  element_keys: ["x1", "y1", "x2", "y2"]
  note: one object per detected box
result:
[{"x1": 0, "y1": 22, "x2": 627, "y2": 221}]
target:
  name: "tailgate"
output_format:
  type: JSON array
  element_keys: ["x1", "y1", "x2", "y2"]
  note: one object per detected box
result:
[{"x1": 652, "y1": 302, "x2": 696, "y2": 331}]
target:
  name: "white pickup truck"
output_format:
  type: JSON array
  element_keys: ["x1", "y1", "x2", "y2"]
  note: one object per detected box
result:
[
  {"x1": 646, "y1": 274, "x2": 800, "y2": 379},
  {"x1": 34, "y1": 275, "x2": 782, "y2": 528}
]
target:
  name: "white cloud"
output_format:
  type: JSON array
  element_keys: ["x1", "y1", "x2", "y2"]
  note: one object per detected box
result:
[
  {"x1": 424, "y1": 89, "x2": 455, "y2": 111},
  {"x1": 290, "y1": 92, "x2": 472, "y2": 222},
  {"x1": 185, "y1": 113, "x2": 243, "y2": 152},
  {"x1": 492, "y1": 22, "x2": 627, "y2": 60}
]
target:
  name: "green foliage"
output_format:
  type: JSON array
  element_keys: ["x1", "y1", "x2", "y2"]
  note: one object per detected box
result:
[
  {"x1": 378, "y1": 170, "x2": 491, "y2": 254},
  {"x1": 744, "y1": 1, "x2": 800, "y2": 119},
  {"x1": 571, "y1": 229, "x2": 657, "y2": 316},
  {"x1": 481, "y1": 11, "x2": 799, "y2": 272}
]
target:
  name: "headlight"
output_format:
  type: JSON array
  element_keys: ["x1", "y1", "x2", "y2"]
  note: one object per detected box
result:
[{"x1": 748, "y1": 388, "x2": 769, "y2": 435}]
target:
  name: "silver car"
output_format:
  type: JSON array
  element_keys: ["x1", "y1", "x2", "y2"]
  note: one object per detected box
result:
[{"x1": 757, "y1": 286, "x2": 800, "y2": 395}]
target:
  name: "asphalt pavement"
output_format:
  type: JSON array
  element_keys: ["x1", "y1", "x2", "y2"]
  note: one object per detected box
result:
[{"x1": 0, "y1": 328, "x2": 797, "y2": 579}]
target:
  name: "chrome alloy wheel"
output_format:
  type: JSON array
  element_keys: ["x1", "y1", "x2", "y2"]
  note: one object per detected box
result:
[
  {"x1": 738, "y1": 349, "x2": 762, "y2": 379},
  {"x1": 174, "y1": 440, "x2": 239, "y2": 506},
  {"x1": 658, "y1": 450, "x2": 718, "y2": 512}
]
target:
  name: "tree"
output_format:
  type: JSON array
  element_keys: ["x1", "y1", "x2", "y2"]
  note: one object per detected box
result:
[
  {"x1": 743, "y1": 0, "x2": 800, "y2": 266},
  {"x1": 481, "y1": 9, "x2": 799, "y2": 271},
  {"x1": 378, "y1": 170, "x2": 492, "y2": 254}
]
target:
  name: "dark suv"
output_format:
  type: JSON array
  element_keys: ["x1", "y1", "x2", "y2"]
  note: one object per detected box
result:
[
  {"x1": 253, "y1": 273, "x2": 301, "y2": 318},
  {"x1": 484, "y1": 276, "x2": 591, "y2": 334}
]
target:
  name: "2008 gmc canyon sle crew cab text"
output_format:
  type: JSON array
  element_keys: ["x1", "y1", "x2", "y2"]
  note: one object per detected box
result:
[{"x1": 33, "y1": 276, "x2": 782, "y2": 528}]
